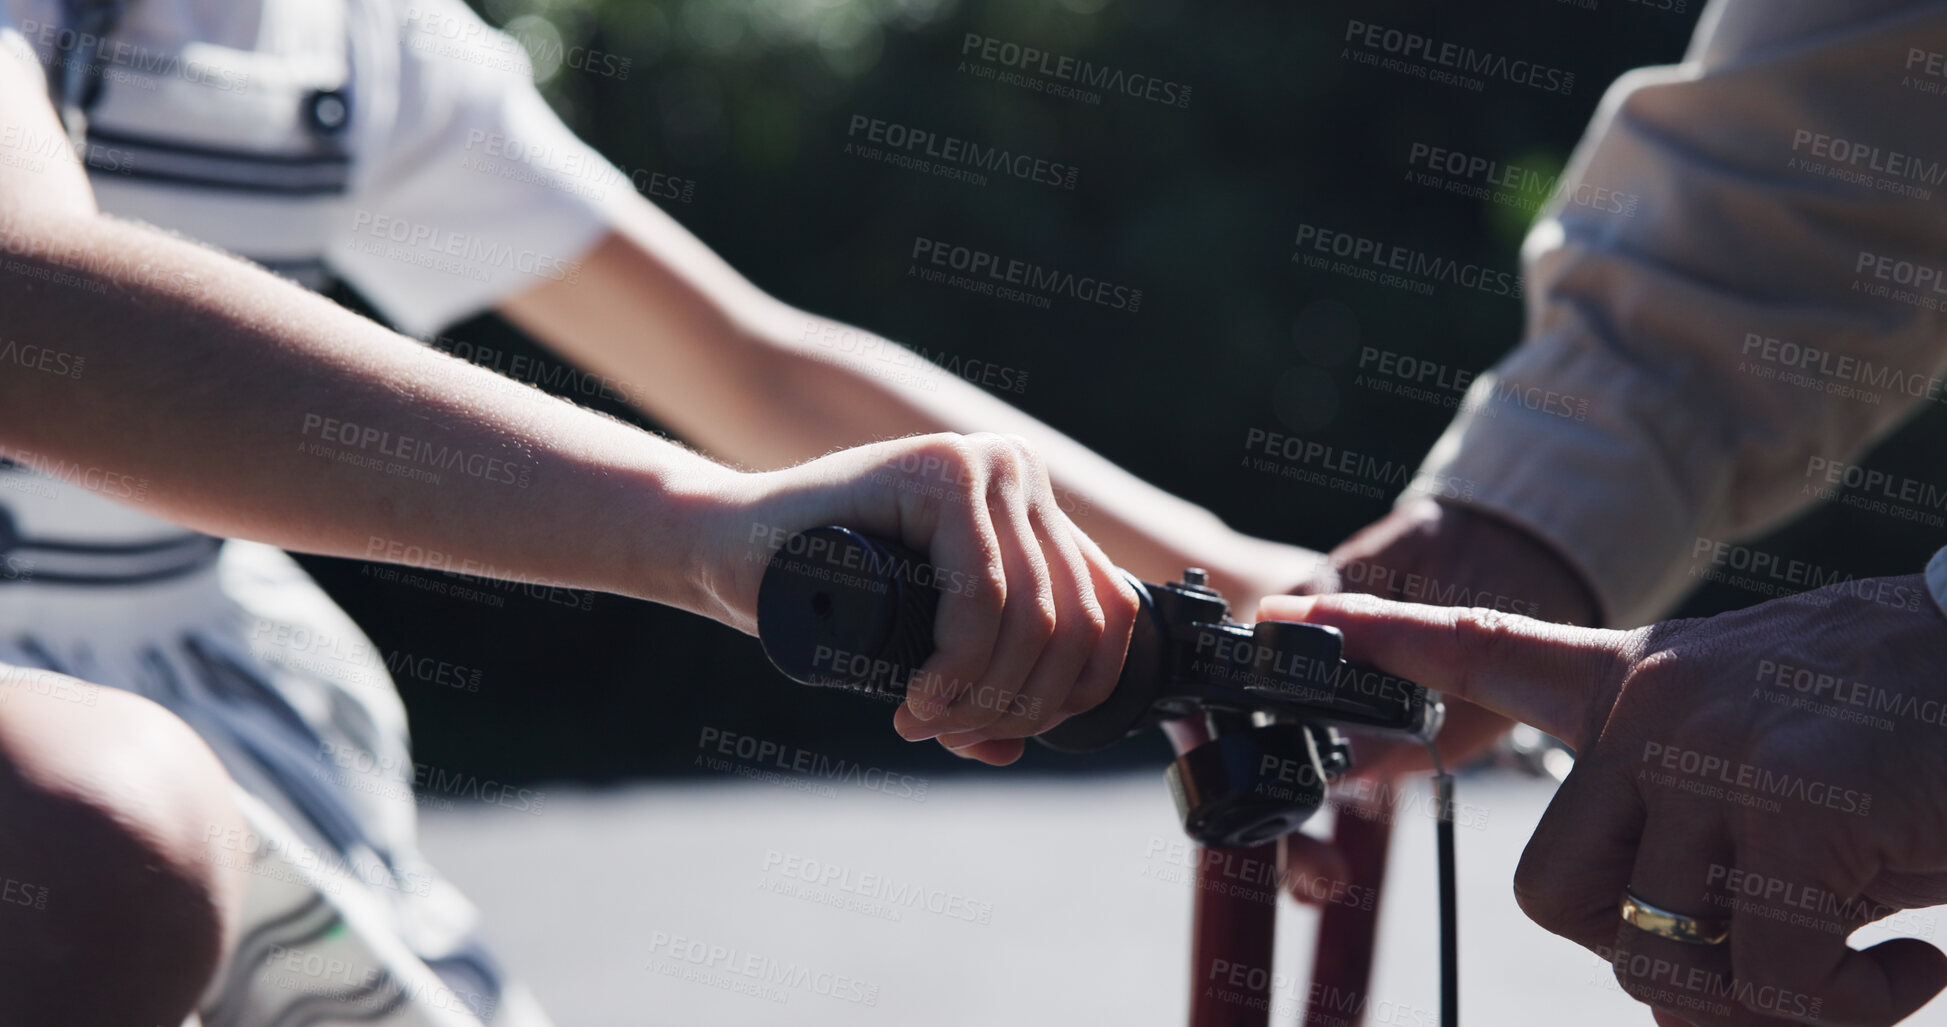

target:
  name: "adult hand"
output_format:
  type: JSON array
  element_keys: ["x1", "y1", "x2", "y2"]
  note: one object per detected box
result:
[
  {"x1": 709, "y1": 432, "x2": 1140, "y2": 766},
  {"x1": 1260, "y1": 576, "x2": 1947, "y2": 1026},
  {"x1": 1309, "y1": 497, "x2": 1602, "y2": 776},
  {"x1": 1277, "y1": 497, "x2": 1600, "y2": 895}
]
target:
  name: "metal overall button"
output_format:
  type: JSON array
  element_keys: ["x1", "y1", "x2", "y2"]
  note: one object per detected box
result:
[{"x1": 305, "y1": 89, "x2": 351, "y2": 137}]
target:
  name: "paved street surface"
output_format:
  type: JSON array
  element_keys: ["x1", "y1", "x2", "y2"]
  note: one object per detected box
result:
[{"x1": 420, "y1": 772, "x2": 1947, "y2": 1026}]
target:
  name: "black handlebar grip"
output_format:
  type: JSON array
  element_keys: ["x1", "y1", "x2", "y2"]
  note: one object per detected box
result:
[
  {"x1": 756, "y1": 526, "x2": 1165, "y2": 752},
  {"x1": 756, "y1": 527, "x2": 940, "y2": 699}
]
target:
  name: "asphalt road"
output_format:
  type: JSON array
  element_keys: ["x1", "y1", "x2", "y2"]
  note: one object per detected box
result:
[{"x1": 419, "y1": 771, "x2": 1947, "y2": 1026}]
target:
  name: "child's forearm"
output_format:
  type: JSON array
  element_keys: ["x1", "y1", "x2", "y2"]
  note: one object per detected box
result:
[
  {"x1": 500, "y1": 216, "x2": 1326, "y2": 605},
  {"x1": 0, "y1": 208, "x2": 731, "y2": 616}
]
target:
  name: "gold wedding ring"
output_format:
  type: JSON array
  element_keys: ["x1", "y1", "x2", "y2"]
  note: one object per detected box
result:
[{"x1": 1620, "y1": 889, "x2": 1730, "y2": 945}]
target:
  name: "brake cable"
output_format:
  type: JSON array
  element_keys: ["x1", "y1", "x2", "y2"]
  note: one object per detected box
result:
[{"x1": 1428, "y1": 741, "x2": 1459, "y2": 1027}]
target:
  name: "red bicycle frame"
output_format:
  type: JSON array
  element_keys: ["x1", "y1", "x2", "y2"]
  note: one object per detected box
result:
[{"x1": 1186, "y1": 815, "x2": 1393, "y2": 1027}]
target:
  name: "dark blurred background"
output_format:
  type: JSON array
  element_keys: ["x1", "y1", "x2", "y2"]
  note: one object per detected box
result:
[{"x1": 309, "y1": 0, "x2": 1947, "y2": 786}]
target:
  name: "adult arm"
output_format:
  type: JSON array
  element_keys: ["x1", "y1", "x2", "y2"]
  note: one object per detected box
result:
[{"x1": 1395, "y1": 0, "x2": 1947, "y2": 628}]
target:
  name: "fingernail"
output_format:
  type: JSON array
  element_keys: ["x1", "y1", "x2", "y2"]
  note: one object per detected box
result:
[
  {"x1": 907, "y1": 696, "x2": 949, "y2": 722},
  {"x1": 897, "y1": 721, "x2": 943, "y2": 742},
  {"x1": 1261, "y1": 594, "x2": 1318, "y2": 620}
]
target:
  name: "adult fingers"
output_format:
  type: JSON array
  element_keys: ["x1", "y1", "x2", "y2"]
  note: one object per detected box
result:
[
  {"x1": 1608, "y1": 804, "x2": 1750, "y2": 1024},
  {"x1": 1256, "y1": 593, "x2": 1629, "y2": 750},
  {"x1": 1728, "y1": 818, "x2": 1947, "y2": 1026},
  {"x1": 1278, "y1": 832, "x2": 1352, "y2": 906},
  {"x1": 1347, "y1": 700, "x2": 1517, "y2": 781},
  {"x1": 1514, "y1": 754, "x2": 1646, "y2": 957},
  {"x1": 941, "y1": 737, "x2": 1027, "y2": 765}
]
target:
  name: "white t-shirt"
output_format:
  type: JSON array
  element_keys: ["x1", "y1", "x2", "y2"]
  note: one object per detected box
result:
[{"x1": 2, "y1": 0, "x2": 626, "y2": 337}]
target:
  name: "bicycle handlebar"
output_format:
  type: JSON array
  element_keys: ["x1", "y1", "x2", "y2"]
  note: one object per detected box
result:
[{"x1": 755, "y1": 526, "x2": 1441, "y2": 754}]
